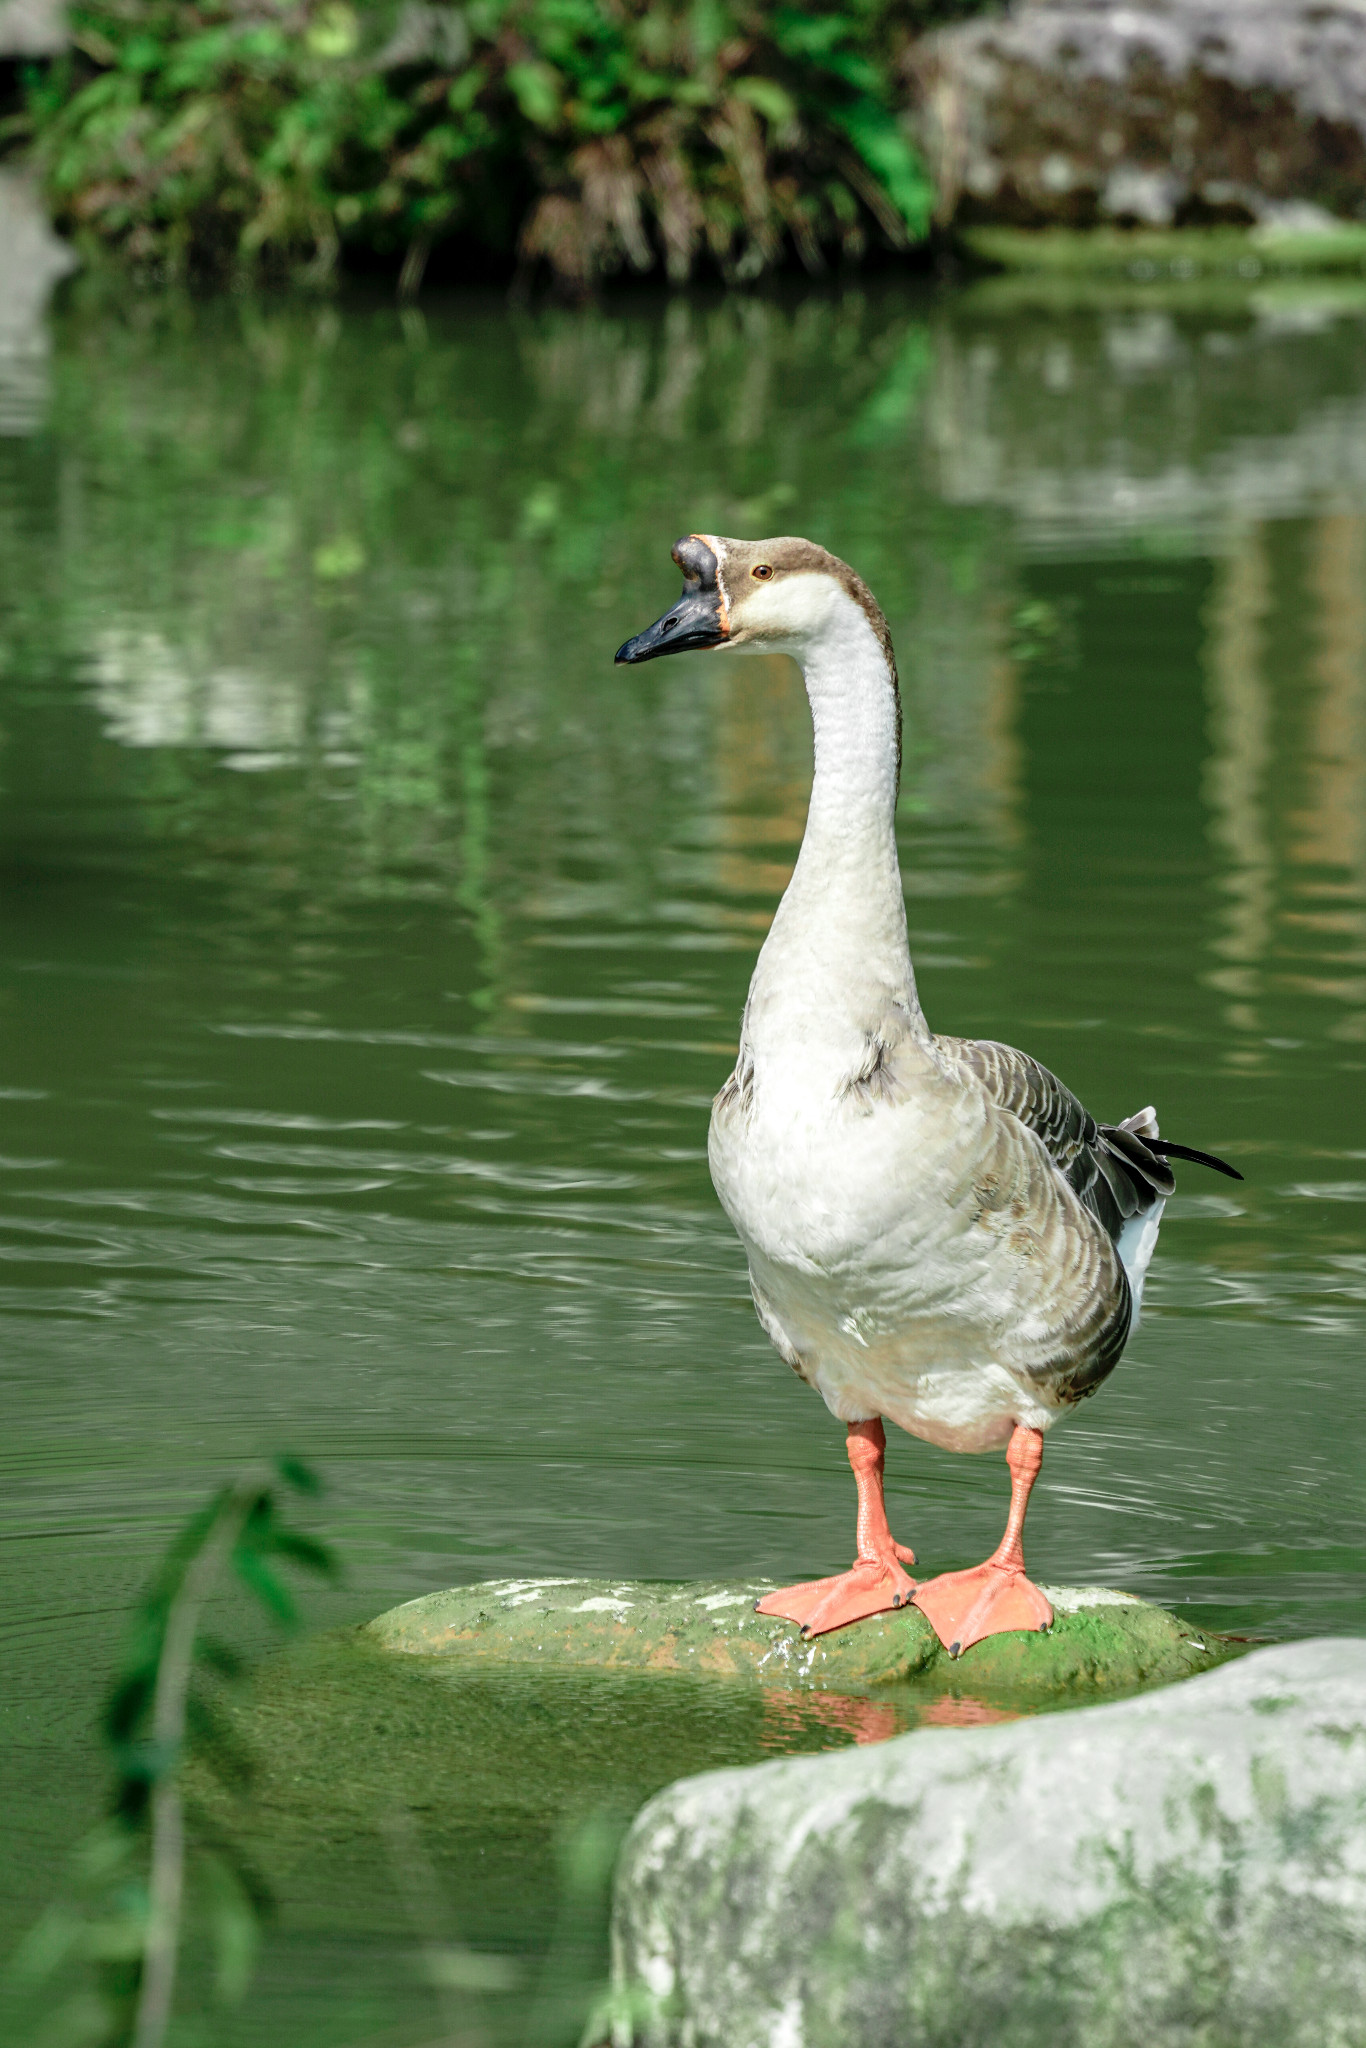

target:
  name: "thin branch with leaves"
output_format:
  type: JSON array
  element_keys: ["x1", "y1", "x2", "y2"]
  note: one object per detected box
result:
[{"x1": 10, "y1": 1458, "x2": 336, "y2": 2048}]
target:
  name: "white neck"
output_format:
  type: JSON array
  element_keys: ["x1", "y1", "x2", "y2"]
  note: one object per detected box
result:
[{"x1": 743, "y1": 594, "x2": 926, "y2": 1069}]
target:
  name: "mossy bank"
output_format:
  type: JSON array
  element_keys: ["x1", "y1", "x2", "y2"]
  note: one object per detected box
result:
[{"x1": 7, "y1": 0, "x2": 989, "y2": 286}]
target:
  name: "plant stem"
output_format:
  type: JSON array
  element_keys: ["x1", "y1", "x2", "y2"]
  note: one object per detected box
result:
[{"x1": 131, "y1": 1476, "x2": 260, "y2": 2048}]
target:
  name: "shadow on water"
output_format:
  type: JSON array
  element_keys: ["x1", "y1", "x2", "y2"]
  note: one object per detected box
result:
[{"x1": 2, "y1": 270, "x2": 1365, "y2": 2041}]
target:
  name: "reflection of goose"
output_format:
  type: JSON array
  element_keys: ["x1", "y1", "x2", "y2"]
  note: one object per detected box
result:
[{"x1": 617, "y1": 536, "x2": 1240, "y2": 1655}]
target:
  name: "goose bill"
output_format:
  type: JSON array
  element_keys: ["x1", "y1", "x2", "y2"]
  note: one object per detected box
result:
[
  {"x1": 614, "y1": 587, "x2": 728, "y2": 664},
  {"x1": 615, "y1": 533, "x2": 729, "y2": 664}
]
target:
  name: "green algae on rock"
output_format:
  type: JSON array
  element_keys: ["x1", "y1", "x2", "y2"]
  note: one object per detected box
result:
[{"x1": 366, "y1": 1577, "x2": 1222, "y2": 1704}]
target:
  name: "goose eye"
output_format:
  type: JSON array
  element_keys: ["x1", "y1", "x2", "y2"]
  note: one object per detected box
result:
[{"x1": 752, "y1": 564, "x2": 774, "y2": 581}]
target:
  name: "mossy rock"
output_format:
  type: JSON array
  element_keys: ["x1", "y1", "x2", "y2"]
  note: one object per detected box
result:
[
  {"x1": 961, "y1": 222, "x2": 1366, "y2": 277},
  {"x1": 367, "y1": 1577, "x2": 1226, "y2": 1709}
]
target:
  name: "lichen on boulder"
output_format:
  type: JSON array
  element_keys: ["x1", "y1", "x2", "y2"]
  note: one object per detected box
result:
[
  {"x1": 367, "y1": 1576, "x2": 1222, "y2": 1709},
  {"x1": 606, "y1": 1638, "x2": 1366, "y2": 2048}
]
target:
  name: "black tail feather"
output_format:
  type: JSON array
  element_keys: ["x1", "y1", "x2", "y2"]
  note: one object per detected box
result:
[
  {"x1": 1146, "y1": 1139, "x2": 1244, "y2": 1182},
  {"x1": 1105, "y1": 1123, "x2": 1176, "y2": 1198}
]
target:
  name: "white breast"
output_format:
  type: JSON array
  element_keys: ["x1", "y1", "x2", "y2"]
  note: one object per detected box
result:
[{"x1": 709, "y1": 1064, "x2": 1075, "y2": 1455}]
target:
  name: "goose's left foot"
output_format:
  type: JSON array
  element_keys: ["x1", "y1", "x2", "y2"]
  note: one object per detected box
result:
[
  {"x1": 913, "y1": 1424, "x2": 1055, "y2": 1658},
  {"x1": 756, "y1": 1418, "x2": 917, "y2": 1638}
]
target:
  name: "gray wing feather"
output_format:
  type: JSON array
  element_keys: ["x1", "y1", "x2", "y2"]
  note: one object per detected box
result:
[
  {"x1": 935, "y1": 1037, "x2": 1177, "y2": 1405},
  {"x1": 939, "y1": 1037, "x2": 1173, "y2": 1244}
]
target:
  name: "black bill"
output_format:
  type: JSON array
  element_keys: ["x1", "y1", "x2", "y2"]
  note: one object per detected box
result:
[{"x1": 615, "y1": 535, "x2": 728, "y2": 664}]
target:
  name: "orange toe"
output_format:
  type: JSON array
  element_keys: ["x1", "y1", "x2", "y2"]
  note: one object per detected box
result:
[
  {"x1": 756, "y1": 1557, "x2": 916, "y2": 1637},
  {"x1": 912, "y1": 1561, "x2": 1053, "y2": 1659}
]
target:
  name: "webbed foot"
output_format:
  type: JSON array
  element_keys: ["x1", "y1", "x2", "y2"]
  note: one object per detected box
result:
[
  {"x1": 756, "y1": 1551, "x2": 917, "y2": 1637},
  {"x1": 912, "y1": 1559, "x2": 1053, "y2": 1659}
]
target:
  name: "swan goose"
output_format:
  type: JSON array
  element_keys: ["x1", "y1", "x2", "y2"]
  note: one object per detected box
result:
[{"x1": 616, "y1": 535, "x2": 1240, "y2": 1655}]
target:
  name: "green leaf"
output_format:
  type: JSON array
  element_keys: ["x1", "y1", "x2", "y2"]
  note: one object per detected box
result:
[
  {"x1": 268, "y1": 1528, "x2": 337, "y2": 1578},
  {"x1": 104, "y1": 1670, "x2": 155, "y2": 1746},
  {"x1": 772, "y1": 10, "x2": 853, "y2": 61},
  {"x1": 666, "y1": 76, "x2": 714, "y2": 108},
  {"x1": 231, "y1": 1547, "x2": 299, "y2": 1626},
  {"x1": 313, "y1": 535, "x2": 366, "y2": 579},
  {"x1": 731, "y1": 77, "x2": 797, "y2": 130},
  {"x1": 275, "y1": 1454, "x2": 322, "y2": 1496},
  {"x1": 201, "y1": 1854, "x2": 262, "y2": 2004},
  {"x1": 506, "y1": 60, "x2": 563, "y2": 130},
  {"x1": 7, "y1": 1902, "x2": 87, "y2": 1983},
  {"x1": 120, "y1": 34, "x2": 163, "y2": 75},
  {"x1": 306, "y1": 4, "x2": 360, "y2": 61},
  {"x1": 832, "y1": 100, "x2": 933, "y2": 239},
  {"x1": 448, "y1": 64, "x2": 487, "y2": 115}
]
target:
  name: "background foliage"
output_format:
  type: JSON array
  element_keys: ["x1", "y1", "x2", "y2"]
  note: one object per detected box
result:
[{"x1": 9, "y1": 0, "x2": 994, "y2": 286}]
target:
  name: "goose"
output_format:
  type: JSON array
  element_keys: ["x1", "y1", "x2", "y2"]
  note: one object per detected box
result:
[{"x1": 616, "y1": 535, "x2": 1241, "y2": 1656}]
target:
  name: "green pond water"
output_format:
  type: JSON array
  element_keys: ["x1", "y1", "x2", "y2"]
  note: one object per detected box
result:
[{"x1": 2, "y1": 273, "x2": 1366, "y2": 2043}]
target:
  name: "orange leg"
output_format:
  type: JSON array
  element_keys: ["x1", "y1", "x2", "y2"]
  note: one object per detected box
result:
[
  {"x1": 912, "y1": 1424, "x2": 1054, "y2": 1658},
  {"x1": 755, "y1": 1419, "x2": 916, "y2": 1637}
]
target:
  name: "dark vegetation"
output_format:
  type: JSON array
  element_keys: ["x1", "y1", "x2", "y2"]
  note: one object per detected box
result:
[{"x1": 4, "y1": 1, "x2": 996, "y2": 288}]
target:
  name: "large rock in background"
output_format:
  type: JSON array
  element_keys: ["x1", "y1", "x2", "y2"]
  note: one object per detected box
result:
[
  {"x1": 607, "y1": 1639, "x2": 1366, "y2": 2048},
  {"x1": 0, "y1": 0, "x2": 65, "y2": 56},
  {"x1": 912, "y1": 0, "x2": 1366, "y2": 231}
]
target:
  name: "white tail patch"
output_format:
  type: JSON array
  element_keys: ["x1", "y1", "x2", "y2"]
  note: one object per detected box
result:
[
  {"x1": 1118, "y1": 1199, "x2": 1164, "y2": 1328},
  {"x1": 1116, "y1": 1105, "x2": 1163, "y2": 1329}
]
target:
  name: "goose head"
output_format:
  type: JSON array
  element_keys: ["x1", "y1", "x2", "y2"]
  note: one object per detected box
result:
[{"x1": 615, "y1": 533, "x2": 896, "y2": 671}]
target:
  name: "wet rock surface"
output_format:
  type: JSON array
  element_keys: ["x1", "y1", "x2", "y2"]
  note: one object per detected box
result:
[
  {"x1": 608, "y1": 1637, "x2": 1366, "y2": 2048},
  {"x1": 368, "y1": 1576, "x2": 1222, "y2": 1707},
  {"x1": 912, "y1": 0, "x2": 1366, "y2": 232}
]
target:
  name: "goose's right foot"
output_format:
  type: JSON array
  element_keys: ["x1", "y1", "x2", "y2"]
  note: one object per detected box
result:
[
  {"x1": 756, "y1": 1553, "x2": 916, "y2": 1636},
  {"x1": 755, "y1": 1417, "x2": 917, "y2": 1638}
]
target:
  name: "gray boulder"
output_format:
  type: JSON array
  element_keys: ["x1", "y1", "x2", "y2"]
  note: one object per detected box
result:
[
  {"x1": 607, "y1": 1639, "x2": 1366, "y2": 2048},
  {"x1": 0, "y1": 0, "x2": 65, "y2": 57},
  {"x1": 911, "y1": 0, "x2": 1366, "y2": 230}
]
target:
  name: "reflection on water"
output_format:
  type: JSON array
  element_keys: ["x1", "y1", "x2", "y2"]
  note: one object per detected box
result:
[
  {"x1": 0, "y1": 171, "x2": 74, "y2": 436},
  {"x1": 1203, "y1": 511, "x2": 1366, "y2": 1059},
  {"x1": 2, "y1": 278, "x2": 1365, "y2": 2041},
  {"x1": 928, "y1": 284, "x2": 1366, "y2": 552},
  {"x1": 1205, "y1": 522, "x2": 1275, "y2": 1041}
]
